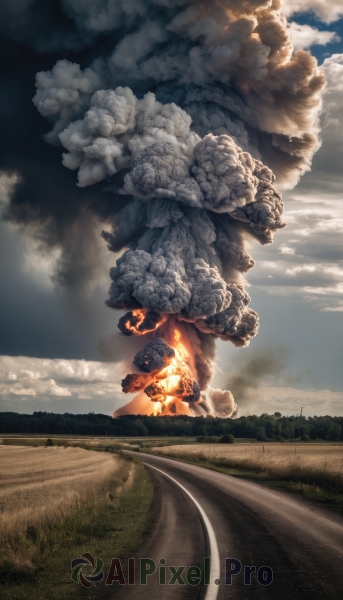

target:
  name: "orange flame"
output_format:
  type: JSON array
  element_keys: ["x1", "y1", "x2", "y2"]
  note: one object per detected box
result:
[
  {"x1": 115, "y1": 325, "x2": 201, "y2": 417},
  {"x1": 125, "y1": 309, "x2": 146, "y2": 335},
  {"x1": 121, "y1": 309, "x2": 167, "y2": 336},
  {"x1": 145, "y1": 329, "x2": 200, "y2": 415}
]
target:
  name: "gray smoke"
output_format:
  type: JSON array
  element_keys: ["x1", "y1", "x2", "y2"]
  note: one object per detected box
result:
[
  {"x1": 33, "y1": 0, "x2": 325, "y2": 187},
  {"x1": 198, "y1": 388, "x2": 238, "y2": 418},
  {"x1": 121, "y1": 372, "x2": 151, "y2": 393},
  {"x1": 226, "y1": 348, "x2": 290, "y2": 407},
  {"x1": 31, "y1": 0, "x2": 325, "y2": 416},
  {"x1": 118, "y1": 310, "x2": 165, "y2": 336},
  {"x1": 133, "y1": 338, "x2": 175, "y2": 373}
]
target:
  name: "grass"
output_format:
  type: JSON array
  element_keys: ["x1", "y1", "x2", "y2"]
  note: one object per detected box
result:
[
  {"x1": 0, "y1": 445, "x2": 121, "y2": 544},
  {"x1": 1, "y1": 437, "x2": 137, "y2": 451},
  {"x1": 148, "y1": 443, "x2": 343, "y2": 514},
  {"x1": 0, "y1": 435, "x2": 198, "y2": 452},
  {"x1": 0, "y1": 449, "x2": 154, "y2": 600}
]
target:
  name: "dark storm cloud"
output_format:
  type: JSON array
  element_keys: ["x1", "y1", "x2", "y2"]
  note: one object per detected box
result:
[
  {"x1": 0, "y1": 36, "x2": 121, "y2": 358},
  {"x1": 0, "y1": 217, "x2": 110, "y2": 359},
  {"x1": 0, "y1": 37, "x2": 129, "y2": 286}
]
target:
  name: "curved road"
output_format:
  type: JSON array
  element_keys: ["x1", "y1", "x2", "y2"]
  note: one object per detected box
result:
[{"x1": 114, "y1": 453, "x2": 343, "y2": 600}]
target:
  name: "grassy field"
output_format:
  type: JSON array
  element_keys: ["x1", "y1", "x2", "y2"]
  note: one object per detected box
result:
[
  {"x1": 0, "y1": 436, "x2": 196, "y2": 451},
  {"x1": 0, "y1": 447, "x2": 154, "y2": 599},
  {"x1": 0, "y1": 437, "x2": 138, "y2": 450},
  {"x1": 150, "y1": 443, "x2": 343, "y2": 500},
  {"x1": 0, "y1": 446, "x2": 121, "y2": 540}
]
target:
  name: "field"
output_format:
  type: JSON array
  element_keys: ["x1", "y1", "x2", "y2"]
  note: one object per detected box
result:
[
  {"x1": 0, "y1": 446, "x2": 154, "y2": 600},
  {"x1": 151, "y1": 442, "x2": 343, "y2": 493},
  {"x1": 0, "y1": 436, "x2": 137, "y2": 450},
  {"x1": 0, "y1": 436, "x2": 195, "y2": 450},
  {"x1": 0, "y1": 446, "x2": 120, "y2": 539}
]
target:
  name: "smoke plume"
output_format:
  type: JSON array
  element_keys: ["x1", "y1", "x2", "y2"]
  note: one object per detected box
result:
[
  {"x1": 225, "y1": 347, "x2": 290, "y2": 407},
  {"x1": 4, "y1": 0, "x2": 324, "y2": 416}
]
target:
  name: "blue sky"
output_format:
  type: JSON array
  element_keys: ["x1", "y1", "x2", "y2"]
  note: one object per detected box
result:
[{"x1": 291, "y1": 15, "x2": 343, "y2": 62}]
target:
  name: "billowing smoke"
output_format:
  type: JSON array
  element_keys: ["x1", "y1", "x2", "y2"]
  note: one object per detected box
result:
[
  {"x1": 199, "y1": 388, "x2": 239, "y2": 418},
  {"x1": 27, "y1": 0, "x2": 324, "y2": 416},
  {"x1": 133, "y1": 339, "x2": 175, "y2": 373}
]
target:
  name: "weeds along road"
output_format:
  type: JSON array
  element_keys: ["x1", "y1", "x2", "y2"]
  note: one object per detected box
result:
[{"x1": 116, "y1": 452, "x2": 343, "y2": 600}]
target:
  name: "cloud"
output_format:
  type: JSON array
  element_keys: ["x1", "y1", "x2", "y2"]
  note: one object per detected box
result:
[
  {"x1": 0, "y1": 356, "x2": 125, "y2": 413},
  {"x1": 321, "y1": 304, "x2": 343, "y2": 312},
  {"x1": 243, "y1": 52, "x2": 343, "y2": 313},
  {"x1": 241, "y1": 385, "x2": 343, "y2": 416},
  {"x1": 282, "y1": 0, "x2": 343, "y2": 24},
  {"x1": 279, "y1": 246, "x2": 295, "y2": 255},
  {"x1": 248, "y1": 236, "x2": 343, "y2": 308},
  {"x1": 287, "y1": 22, "x2": 340, "y2": 50}
]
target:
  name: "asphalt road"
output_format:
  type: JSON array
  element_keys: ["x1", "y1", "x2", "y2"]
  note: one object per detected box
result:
[{"x1": 114, "y1": 453, "x2": 343, "y2": 599}]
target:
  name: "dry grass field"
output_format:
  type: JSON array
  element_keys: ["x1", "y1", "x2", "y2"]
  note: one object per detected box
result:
[
  {"x1": 152, "y1": 443, "x2": 343, "y2": 492},
  {"x1": 0, "y1": 436, "x2": 137, "y2": 449},
  {"x1": 0, "y1": 447, "x2": 154, "y2": 600},
  {"x1": 0, "y1": 446, "x2": 120, "y2": 539}
]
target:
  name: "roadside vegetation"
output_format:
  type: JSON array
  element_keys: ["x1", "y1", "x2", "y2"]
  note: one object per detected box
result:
[
  {"x1": 0, "y1": 447, "x2": 154, "y2": 600},
  {"x1": 149, "y1": 443, "x2": 343, "y2": 513}
]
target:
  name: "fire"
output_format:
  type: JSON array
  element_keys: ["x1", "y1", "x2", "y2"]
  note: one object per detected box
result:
[
  {"x1": 146, "y1": 330, "x2": 200, "y2": 414},
  {"x1": 125, "y1": 309, "x2": 145, "y2": 334},
  {"x1": 117, "y1": 309, "x2": 167, "y2": 336},
  {"x1": 118, "y1": 327, "x2": 201, "y2": 417}
]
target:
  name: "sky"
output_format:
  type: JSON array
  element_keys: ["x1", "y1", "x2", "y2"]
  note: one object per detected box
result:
[{"x1": 1, "y1": 0, "x2": 343, "y2": 418}]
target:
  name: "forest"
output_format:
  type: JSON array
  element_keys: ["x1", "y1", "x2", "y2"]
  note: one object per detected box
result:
[{"x1": 0, "y1": 412, "x2": 342, "y2": 441}]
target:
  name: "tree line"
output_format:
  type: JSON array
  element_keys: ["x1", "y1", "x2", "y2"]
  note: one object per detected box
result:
[{"x1": 0, "y1": 411, "x2": 342, "y2": 441}]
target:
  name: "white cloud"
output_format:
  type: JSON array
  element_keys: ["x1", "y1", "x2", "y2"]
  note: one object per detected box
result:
[
  {"x1": 279, "y1": 246, "x2": 295, "y2": 255},
  {"x1": 0, "y1": 356, "x2": 126, "y2": 412},
  {"x1": 321, "y1": 55, "x2": 343, "y2": 142},
  {"x1": 302, "y1": 282, "x2": 343, "y2": 295},
  {"x1": 282, "y1": 0, "x2": 343, "y2": 24},
  {"x1": 286, "y1": 264, "x2": 316, "y2": 275},
  {"x1": 287, "y1": 22, "x2": 339, "y2": 50},
  {"x1": 246, "y1": 174, "x2": 343, "y2": 310}
]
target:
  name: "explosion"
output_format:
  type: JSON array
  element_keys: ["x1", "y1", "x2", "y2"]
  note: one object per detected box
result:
[
  {"x1": 120, "y1": 324, "x2": 200, "y2": 416},
  {"x1": 32, "y1": 0, "x2": 325, "y2": 417}
]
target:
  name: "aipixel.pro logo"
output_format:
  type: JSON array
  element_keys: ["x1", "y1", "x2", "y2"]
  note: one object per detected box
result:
[{"x1": 71, "y1": 552, "x2": 104, "y2": 588}]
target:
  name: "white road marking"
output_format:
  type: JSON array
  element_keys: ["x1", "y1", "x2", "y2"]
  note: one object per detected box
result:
[{"x1": 148, "y1": 464, "x2": 220, "y2": 600}]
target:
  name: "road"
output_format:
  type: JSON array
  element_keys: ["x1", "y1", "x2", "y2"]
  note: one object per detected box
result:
[{"x1": 114, "y1": 453, "x2": 343, "y2": 599}]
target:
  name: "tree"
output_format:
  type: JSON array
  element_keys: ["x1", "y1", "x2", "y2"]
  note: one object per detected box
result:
[
  {"x1": 255, "y1": 427, "x2": 266, "y2": 441},
  {"x1": 219, "y1": 434, "x2": 235, "y2": 444}
]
